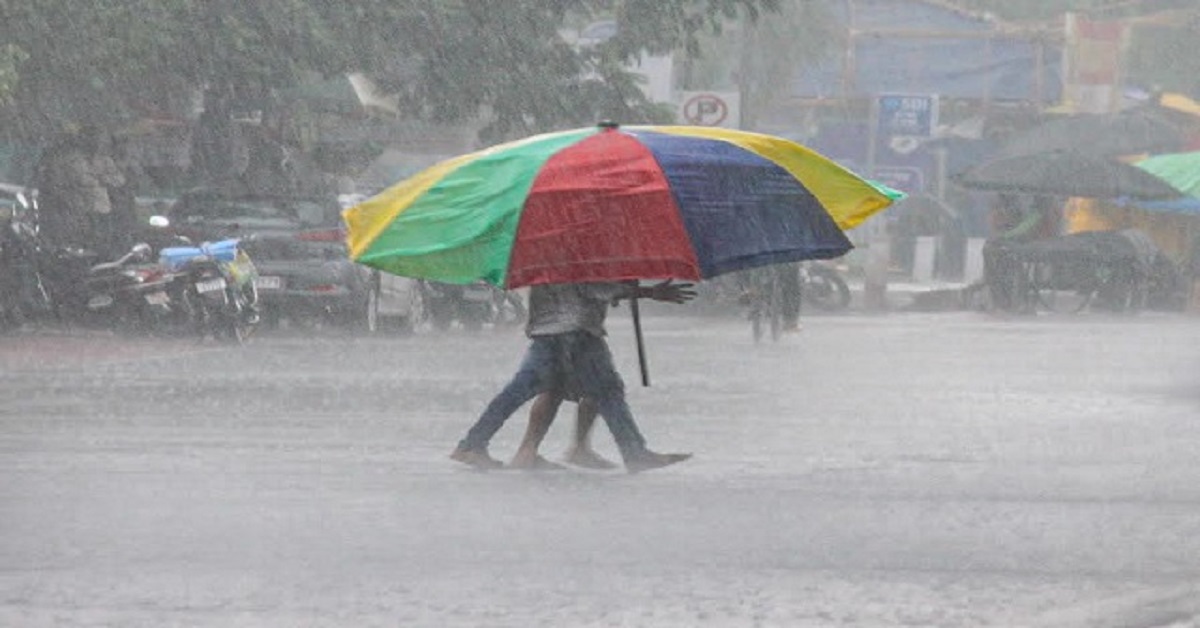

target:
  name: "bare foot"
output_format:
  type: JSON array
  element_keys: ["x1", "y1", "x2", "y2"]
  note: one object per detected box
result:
[
  {"x1": 625, "y1": 450, "x2": 692, "y2": 474},
  {"x1": 449, "y1": 446, "x2": 504, "y2": 470},
  {"x1": 509, "y1": 454, "x2": 567, "y2": 471},
  {"x1": 563, "y1": 447, "x2": 618, "y2": 470}
]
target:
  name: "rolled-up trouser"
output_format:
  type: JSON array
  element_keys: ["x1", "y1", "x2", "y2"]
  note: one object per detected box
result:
[{"x1": 458, "y1": 331, "x2": 648, "y2": 460}]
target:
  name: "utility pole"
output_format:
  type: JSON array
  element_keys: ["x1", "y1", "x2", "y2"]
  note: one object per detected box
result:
[
  {"x1": 862, "y1": 96, "x2": 889, "y2": 312},
  {"x1": 737, "y1": 10, "x2": 757, "y2": 131}
]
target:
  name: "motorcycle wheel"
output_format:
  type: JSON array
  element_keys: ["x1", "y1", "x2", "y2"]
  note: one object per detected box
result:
[
  {"x1": 185, "y1": 283, "x2": 218, "y2": 342},
  {"x1": 804, "y1": 266, "x2": 851, "y2": 312},
  {"x1": 225, "y1": 319, "x2": 250, "y2": 344},
  {"x1": 220, "y1": 286, "x2": 258, "y2": 345},
  {"x1": 214, "y1": 307, "x2": 250, "y2": 345}
]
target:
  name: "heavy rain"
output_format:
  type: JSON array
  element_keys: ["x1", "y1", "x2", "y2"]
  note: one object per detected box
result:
[{"x1": 2, "y1": 1, "x2": 1200, "y2": 626}]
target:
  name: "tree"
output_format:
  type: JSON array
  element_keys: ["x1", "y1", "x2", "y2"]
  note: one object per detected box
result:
[
  {"x1": 0, "y1": 1, "x2": 787, "y2": 149},
  {"x1": 678, "y1": 1, "x2": 834, "y2": 130}
]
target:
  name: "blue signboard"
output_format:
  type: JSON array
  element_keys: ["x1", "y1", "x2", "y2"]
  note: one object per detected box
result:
[
  {"x1": 872, "y1": 166, "x2": 924, "y2": 196},
  {"x1": 877, "y1": 93, "x2": 939, "y2": 137}
]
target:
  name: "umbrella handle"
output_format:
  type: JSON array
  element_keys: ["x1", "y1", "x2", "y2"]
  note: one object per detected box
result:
[{"x1": 630, "y1": 296, "x2": 650, "y2": 387}]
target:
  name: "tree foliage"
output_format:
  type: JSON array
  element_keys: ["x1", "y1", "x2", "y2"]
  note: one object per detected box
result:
[{"x1": 0, "y1": 0, "x2": 787, "y2": 144}]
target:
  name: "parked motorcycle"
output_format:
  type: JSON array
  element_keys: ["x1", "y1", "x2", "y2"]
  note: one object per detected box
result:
[
  {"x1": 0, "y1": 189, "x2": 54, "y2": 330},
  {"x1": 799, "y1": 261, "x2": 851, "y2": 312},
  {"x1": 71, "y1": 243, "x2": 181, "y2": 333},
  {"x1": 5, "y1": 223, "x2": 182, "y2": 334},
  {"x1": 160, "y1": 239, "x2": 260, "y2": 344}
]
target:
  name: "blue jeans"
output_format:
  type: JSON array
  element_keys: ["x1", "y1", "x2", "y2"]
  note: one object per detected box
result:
[{"x1": 458, "y1": 331, "x2": 648, "y2": 461}]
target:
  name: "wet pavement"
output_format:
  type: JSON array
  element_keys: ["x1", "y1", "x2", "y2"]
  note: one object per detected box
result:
[{"x1": 2, "y1": 310, "x2": 1199, "y2": 627}]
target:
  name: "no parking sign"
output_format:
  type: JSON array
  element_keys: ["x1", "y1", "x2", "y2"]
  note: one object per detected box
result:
[{"x1": 678, "y1": 91, "x2": 741, "y2": 128}]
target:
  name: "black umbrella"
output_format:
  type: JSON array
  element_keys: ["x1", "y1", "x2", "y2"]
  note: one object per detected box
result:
[
  {"x1": 955, "y1": 150, "x2": 1183, "y2": 201},
  {"x1": 996, "y1": 106, "x2": 1185, "y2": 159}
]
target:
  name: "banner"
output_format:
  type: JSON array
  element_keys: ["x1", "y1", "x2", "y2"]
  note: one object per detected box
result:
[{"x1": 1063, "y1": 13, "x2": 1128, "y2": 113}]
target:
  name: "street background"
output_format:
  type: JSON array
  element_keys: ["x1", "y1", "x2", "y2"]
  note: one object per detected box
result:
[{"x1": 2, "y1": 310, "x2": 1199, "y2": 627}]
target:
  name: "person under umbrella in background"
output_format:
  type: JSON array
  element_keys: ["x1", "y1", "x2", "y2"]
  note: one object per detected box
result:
[
  {"x1": 983, "y1": 193, "x2": 1060, "y2": 312},
  {"x1": 450, "y1": 280, "x2": 695, "y2": 473}
]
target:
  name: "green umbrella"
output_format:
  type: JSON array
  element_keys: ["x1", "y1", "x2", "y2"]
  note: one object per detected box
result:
[{"x1": 1134, "y1": 151, "x2": 1200, "y2": 197}]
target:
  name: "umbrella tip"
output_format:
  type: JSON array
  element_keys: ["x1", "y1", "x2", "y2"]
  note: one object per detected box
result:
[{"x1": 597, "y1": 120, "x2": 620, "y2": 130}]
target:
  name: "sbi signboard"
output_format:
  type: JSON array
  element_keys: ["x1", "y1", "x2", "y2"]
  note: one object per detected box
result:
[{"x1": 877, "y1": 93, "x2": 940, "y2": 138}]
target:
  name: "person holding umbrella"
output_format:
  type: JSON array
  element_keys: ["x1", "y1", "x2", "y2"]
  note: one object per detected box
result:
[
  {"x1": 450, "y1": 280, "x2": 696, "y2": 473},
  {"x1": 983, "y1": 194, "x2": 1059, "y2": 312},
  {"x1": 344, "y1": 123, "x2": 900, "y2": 471}
]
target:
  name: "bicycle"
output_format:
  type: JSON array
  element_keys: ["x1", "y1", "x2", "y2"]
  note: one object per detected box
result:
[
  {"x1": 1018, "y1": 258, "x2": 1097, "y2": 314},
  {"x1": 1008, "y1": 234, "x2": 1149, "y2": 315}
]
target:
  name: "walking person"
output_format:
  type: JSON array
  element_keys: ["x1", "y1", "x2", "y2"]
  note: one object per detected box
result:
[
  {"x1": 777, "y1": 262, "x2": 803, "y2": 332},
  {"x1": 450, "y1": 280, "x2": 695, "y2": 473}
]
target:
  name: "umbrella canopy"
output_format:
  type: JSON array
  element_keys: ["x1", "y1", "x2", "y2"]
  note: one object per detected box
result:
[
  {"x1": 1134, "y1": 151, "x2": 1200, "y2": 197},
  {"x1": 955, "y1": 150, "x2": 1183, "y2": 201},
  {"x1": 1117, "y1": 151, "x2": 1200, "y2": 215},
  {"x1": 345, "y1": 123, "x2": 900, "y2": 289},
  {"x1": 995, "y1": 107, "x2": 1185, "y2": 159}
]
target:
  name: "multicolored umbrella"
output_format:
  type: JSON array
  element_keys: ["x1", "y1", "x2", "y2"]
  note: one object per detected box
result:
[{"x1": 345, "y1": 122, "x2": 899, "y2": 290}]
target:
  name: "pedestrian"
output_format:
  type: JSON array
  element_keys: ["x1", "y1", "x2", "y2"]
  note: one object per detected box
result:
[
  {"x1": 450, "y1": 280, "x2": 696, "y2": 473},
  {"x1": 508, "y1": 393, "x2": 617, "y2": 471},
  {"x1": 45, "y1": 127, "x2": 126, "y2": 256},
  {"x1": 31, "y1": 132, "x2": 91, "y2": 250},
  {"x1": 982, "y1": 194, "x2": 1056, "y2": 313},
  {"x1": 106, "y1": 135, "x2": 145, "y2": 255},
  {"x1": 777, "y1": 263, "x2": 803, "y2": 332}
]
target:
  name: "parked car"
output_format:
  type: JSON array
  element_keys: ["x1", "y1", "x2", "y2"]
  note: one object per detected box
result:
[
  {"x1": 371, "y1": 270, "x2": 424, "y2": 334},
  {"x1": 339, "y1": 190, "x2": 424, "y2": 333},
  {"x1": 162, "y1": 188, "x2": 376, "y2": 330}
]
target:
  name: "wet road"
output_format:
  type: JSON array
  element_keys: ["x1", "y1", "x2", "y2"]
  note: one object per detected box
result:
[{"x1": 2, "y1": 311, "x2": 1199, "y2": 627}]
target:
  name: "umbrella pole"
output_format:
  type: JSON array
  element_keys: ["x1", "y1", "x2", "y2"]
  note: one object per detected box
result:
[{"x1": 630, "y1": 296, "x2": 650, "y2": 387}]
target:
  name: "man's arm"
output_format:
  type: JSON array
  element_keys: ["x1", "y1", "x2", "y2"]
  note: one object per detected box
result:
[{"x1": 999, "y1": 208, "x2": 1042, "y2": 241}]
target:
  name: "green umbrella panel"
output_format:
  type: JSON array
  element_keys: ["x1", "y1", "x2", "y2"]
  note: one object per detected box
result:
[{"x1": 1134, "y1": 151, "x2": 1200, "y2": 197}]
